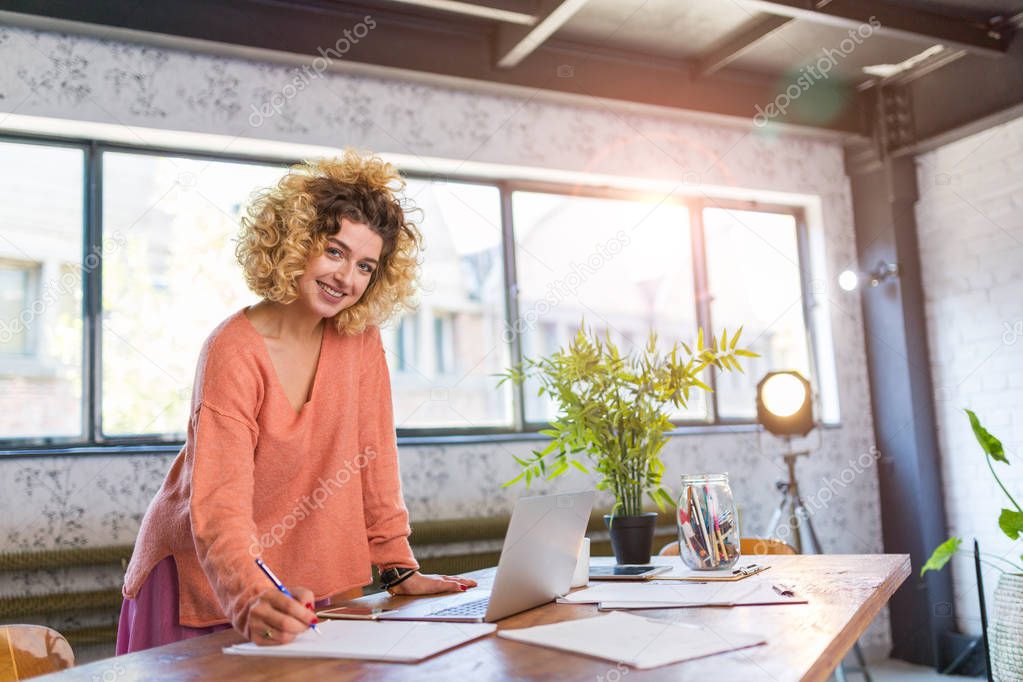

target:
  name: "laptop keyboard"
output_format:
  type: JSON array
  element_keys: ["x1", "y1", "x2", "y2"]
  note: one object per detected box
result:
[{"x1": 430, "y1": 597, "x2": 490, "y2": 618}]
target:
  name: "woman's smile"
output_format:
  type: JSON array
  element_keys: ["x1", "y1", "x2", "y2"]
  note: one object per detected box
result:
[{"x1": 315, "y1": 280, "x2": 346, "y2": 301}]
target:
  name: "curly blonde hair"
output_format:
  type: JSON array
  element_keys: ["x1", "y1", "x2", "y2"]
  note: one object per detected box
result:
[{"x1": 235, "y1": 150, "x2": 422, "y2": 335}]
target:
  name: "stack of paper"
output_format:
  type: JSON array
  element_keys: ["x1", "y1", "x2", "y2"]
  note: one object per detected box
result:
[
  {"x1": 558, "y1": 580, "x2": 806, "y2": 609},
  {"x1": 223, "y1": 620, "x2": 496, "y2": 662},
  {"x1": 498, "y1": 611, "x2": 765, "y2": 669}
]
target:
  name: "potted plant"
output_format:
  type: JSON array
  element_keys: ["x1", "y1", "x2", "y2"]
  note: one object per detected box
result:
[
  {"x1": 922, "y1": 409, "x2": 1022, "y2": 680},
  {"x1": 498, "y1": 323, "x2": 756, "y2": 564}
]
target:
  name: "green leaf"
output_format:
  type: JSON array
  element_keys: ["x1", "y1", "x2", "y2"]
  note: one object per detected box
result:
[
  {"x1": 966, "y1": 408, "x2": 1006, "y2": 463},
  {"x1": 502, "y1": 472, "x2": 525, "y2": 488},
  {"x1": 999, "y1": 508, "x2": 1023, "y2": 540},
  {"x1": 920, "y1": 537, "x2": 962, "y2": 576},
  {"x1": 570, "y1": 460, "x2": 590, "y2": 474}
]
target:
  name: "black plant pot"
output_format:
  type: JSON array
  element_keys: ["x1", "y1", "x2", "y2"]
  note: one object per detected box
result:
[{"x1": 604, "y1": 512, "x2": 658, "y2": 565}]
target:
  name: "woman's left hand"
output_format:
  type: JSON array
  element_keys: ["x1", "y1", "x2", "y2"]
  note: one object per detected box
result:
[{"x1": 388, "y1": 571, "x2": 477, "y2": 595}]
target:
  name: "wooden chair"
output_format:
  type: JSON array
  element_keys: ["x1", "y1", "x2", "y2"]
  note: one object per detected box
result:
[
  {"x1": 658, "y1": 537, "x2": 798, "y2": 557},
  {"x1": 0, "y1": 625, "x2": 74, "y2": 681}
]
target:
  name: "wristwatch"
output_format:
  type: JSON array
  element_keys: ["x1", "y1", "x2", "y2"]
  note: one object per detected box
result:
[{"x1": 379, "y1": 566, "x2": 417, "y2": 593}]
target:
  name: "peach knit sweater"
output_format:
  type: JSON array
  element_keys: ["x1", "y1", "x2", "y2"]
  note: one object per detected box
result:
[{"x1": 122, "y1": 309, "x2": 418, "y2": 633}]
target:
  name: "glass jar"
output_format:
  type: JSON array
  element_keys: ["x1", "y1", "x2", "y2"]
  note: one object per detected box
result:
[{"x1": 676, "y1": 473, "x2": 740, "y2": 570}]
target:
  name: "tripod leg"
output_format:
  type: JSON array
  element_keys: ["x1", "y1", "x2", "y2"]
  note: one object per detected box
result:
[
  {"x1": 795, "y1": 499, "x2": 825, "y2": 555},
  {"x1": 852, "y1": 643, "x2": 873, "y2": 682},
  {"x1": 765, "y1": 492, "x2": 788, "y2": 540}
]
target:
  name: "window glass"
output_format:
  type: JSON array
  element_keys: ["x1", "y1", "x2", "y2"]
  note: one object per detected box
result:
[
  {"x1": 511, "y1": 191, "x2": 702, "y2": 423},
  {"x1": 101, "y1": 152, "x2": 278, "y2": 436},
  {"x1": 0, "y1": 141, "x2": 84, "y2": 440},
  {"x1": 703, "y1": 207, "x2": 812, "y2": 419},
  {"x1": 379, "y1": 178, "x2": 512, "y2": 428}
]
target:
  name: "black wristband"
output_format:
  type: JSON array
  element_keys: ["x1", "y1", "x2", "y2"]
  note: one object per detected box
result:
[{"x1": 380, "y1": 567, "x2": 417, "y2": 591}]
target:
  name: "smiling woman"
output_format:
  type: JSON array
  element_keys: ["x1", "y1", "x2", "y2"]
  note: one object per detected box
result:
[{"x1": 117, "y1": 150, "x2": 477, "y2": 655}]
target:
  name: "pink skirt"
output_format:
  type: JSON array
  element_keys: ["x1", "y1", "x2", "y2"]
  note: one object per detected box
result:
[{"x1": 116, "y1": 555, "x2": 232, "y2": 655}]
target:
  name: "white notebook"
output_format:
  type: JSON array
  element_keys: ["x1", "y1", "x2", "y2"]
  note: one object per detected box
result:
[
  {"x1": 223, "y1": 620, "x2": 496, "y2": 662},
  {"x1": 498, "y1": 611, "x2": 765, "y2": 669}
]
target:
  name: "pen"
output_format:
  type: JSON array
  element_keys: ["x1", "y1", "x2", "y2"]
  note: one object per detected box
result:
[{"x1": 255, "y1": 558, "x2": 321, "y2": 634}]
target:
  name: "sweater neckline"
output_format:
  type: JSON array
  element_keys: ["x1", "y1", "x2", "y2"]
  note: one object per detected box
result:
[{"x1": 238, "y1": 307, "x2": 329, "y2": 417}]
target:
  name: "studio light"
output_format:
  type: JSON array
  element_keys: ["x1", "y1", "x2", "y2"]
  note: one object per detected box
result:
[{"x1": 756, "y1": 370, "x2": 813, "y2": 437}]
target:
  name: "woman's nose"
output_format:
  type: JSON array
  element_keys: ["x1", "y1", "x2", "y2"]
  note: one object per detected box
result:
[{"x1": 333, "y1": 261, "x2": 355, "y2": 287}]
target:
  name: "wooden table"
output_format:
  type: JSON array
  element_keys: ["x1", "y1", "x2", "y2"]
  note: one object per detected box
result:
[{"x1": 40, "y1": 554, "x2": 909, "y2": 681}]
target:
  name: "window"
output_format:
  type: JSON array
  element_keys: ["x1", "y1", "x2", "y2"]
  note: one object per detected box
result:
[
  {"x1": 379, "y1": 177, "x2": 512, "y2": 430},
  {"x1": 702, "y1": 206, "x2": 812, "y2": 419},
  {"x1": 0, "y1": 261, "x2": 37, "y2": 355},
  {"x1": 0, "y1": 140, "x2": 85, "y2": 441},
  {"x1": 432, "y1": 312, "x2": 455, "y2": 376},
  {"x1": 511, "y1": 191, "x2": 702, "y2": 424},
  {"x1": 0, "y1": 134, "x2": 840, "y2": 450},
  {"x1": 394, "y1": 314, "x2": 418, "y2": 372},
  {"x1": 101, "y1": 152, "x2": 279, "y2": 436}
]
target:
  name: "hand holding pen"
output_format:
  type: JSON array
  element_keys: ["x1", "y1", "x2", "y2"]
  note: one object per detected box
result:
[{"x1": 248, "y1": 558, "x2": 320, "y2": 646}]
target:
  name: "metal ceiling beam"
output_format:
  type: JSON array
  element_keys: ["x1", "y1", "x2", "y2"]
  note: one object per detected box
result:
[
  {"x1": 890, "y1": 35, "x2": 1023, "y2": 154},
  {"x1": 694, "y1": 13, "x2": 793, "y2": 78},
  {"x1": 494, "y1": 0, "x2": 589, "y2": 68},
  {"x1": 739, "y1": 0, "x2": 1012, "y2": 57},
  {"x1": 382, "y1": 0, "x2": 537, "y2": 25}
]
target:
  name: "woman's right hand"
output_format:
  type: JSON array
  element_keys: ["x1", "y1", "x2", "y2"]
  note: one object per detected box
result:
[{"x1": 246, "y1": 585, "x2": 317, "y2": 646}]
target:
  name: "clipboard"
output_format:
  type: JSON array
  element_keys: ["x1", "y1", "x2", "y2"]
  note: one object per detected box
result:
[{"x1": 652, "y1": 561, "x2": 770, "y2": 582}]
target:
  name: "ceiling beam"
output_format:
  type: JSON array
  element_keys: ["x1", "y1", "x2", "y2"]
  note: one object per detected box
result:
[
  {"x1": 738, "y1": 0, "x2": 1012, "y2": 57},
  {"x1": 694, "y1": 13, "x2": 792, "y2": 78},
  {"x1": 494, "y1": 0, "x2": 589, "y2": 69},
  {"x1": 382, "y1": 0, "x2": 537, "y2": 26},
  {"x1": 891, "y1": 35, "x2": 1023, "y2": 154}
]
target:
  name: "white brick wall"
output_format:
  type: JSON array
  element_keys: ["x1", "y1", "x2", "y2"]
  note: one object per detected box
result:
[{"x1": 916, "y1": 113, "x2": 1023, "y2": 636}]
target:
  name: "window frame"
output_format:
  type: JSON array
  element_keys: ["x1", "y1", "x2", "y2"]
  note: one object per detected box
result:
[{"x1": 0, "y1": 132, "x2": 837, "y2": 455}]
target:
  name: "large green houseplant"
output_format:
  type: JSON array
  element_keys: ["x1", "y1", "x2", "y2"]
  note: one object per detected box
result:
[
  {"x1": 922, "y1": 409, "x2": 1022, "y2": 679},
  {"x1": 498, "y1": 323, "x2": 756, "y2": 563}
]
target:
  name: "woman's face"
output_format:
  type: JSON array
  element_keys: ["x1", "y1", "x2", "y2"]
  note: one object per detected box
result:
[{"x1": 296, "y1": 218, "x2": 384, "y2": 319}]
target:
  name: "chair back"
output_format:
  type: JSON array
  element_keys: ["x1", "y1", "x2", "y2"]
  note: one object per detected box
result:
[
  {"x1": 658, "y1": 537, "x2": 798, "y2": 557},
  {"x1": 0, "y1": 625, "x2": 74, "y2": 681}
]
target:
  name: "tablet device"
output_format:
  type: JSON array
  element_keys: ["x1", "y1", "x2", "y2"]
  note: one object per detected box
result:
[{"x1": 589, "y1": 565, "x2": 671, "y2": 580}]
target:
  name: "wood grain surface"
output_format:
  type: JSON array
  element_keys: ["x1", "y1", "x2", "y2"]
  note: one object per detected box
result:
[{"x1": 35, "y1": 554, "x2": 910, "y2": 682}]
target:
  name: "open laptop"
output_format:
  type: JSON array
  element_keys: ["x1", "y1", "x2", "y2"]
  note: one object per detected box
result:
[{"x1": 377, "y1": 490, "x2": 595, "y2": 623}]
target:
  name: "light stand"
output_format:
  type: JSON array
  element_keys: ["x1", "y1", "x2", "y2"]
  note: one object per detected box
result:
[
  {"x1": 756, "y1": 373, "x2": 873, "y2": 682},
  {"x1": 764, "y1": 445, "x2": 823, "y2": 555}
]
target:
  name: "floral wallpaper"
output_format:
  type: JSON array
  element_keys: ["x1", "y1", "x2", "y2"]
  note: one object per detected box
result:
[{"x1": 0, "y1": 22, "x2": 890, "y2": 657}]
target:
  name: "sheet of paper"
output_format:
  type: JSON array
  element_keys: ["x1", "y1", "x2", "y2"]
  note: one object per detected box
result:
[
  {"x1": 559, "y1": 580, "x2": 806, "y2": 608},
  {"x1": 598, "y1": 581, "x2": 807, "y2": 609},
  {"x1": 498, "y1": 611, "x2": 765, "y2": 670},
  {"x1": 223, "y1": 620, "x2": 496, "y2": 662}
]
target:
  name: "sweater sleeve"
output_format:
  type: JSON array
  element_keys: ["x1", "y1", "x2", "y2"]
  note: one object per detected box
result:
[
  {"x1": 359, "y1": 325, "x2": 419, "y2": 571},
  {"x1": 187, "y1": 338, "x2": 268, "y2": 637}
]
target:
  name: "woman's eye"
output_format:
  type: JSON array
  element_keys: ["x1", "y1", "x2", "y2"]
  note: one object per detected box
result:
[
  {"x1": 359, "y1": 263, "x2": 374, "y2": 273},
  {"x1": 327, "y1": 248, "x2": 343, "y2": 258}
]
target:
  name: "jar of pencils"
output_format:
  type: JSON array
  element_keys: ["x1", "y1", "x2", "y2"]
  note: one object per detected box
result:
[{"x1": 677, "y1": 473, "x2": 740, "y2": 570}]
